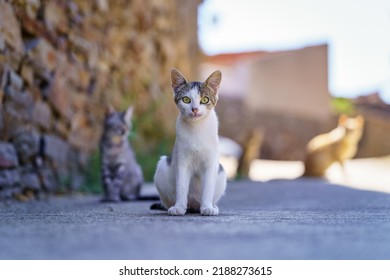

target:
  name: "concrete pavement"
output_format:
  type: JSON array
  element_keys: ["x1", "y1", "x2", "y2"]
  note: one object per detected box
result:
[
  {"x1": 1, "y1": 179, "x2": 390, "y2": 259},
  {"x1": 249, "y1": 156, "x2": 390, "y2": 194}
]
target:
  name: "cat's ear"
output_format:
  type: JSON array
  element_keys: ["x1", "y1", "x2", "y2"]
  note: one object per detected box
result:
[
  {"x1": 105, "y1": 104, "x2": 116, "y2": 117},
  {"x1": 171, "y1": 68, "x2": 187, "y2": 91},
  {"x1": 123, "y1": 106, "x2": 134, "y2": 127},
  {"x1": 205, "y1": 70, "x2": 222, "y2": 94},
  {"x1": 338, "y1": 114, "x2": 348, "y2": 125}
]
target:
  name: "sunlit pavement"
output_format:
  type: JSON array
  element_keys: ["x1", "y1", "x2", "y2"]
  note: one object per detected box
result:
[
  {"x1": 249, "y1": 156, "x2": 390, "y2": 194},
  {"x1": 1, "y1": 161, "x2": 390, "y2": 259}
]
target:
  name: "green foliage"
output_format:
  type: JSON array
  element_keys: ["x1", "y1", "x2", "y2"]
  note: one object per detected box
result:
[
  {"x1": 130, "y1": 97, "x2": 175, "y2": 182},
  {"x1": 331, "y1": 97, "x2": 355, "y2": 115},
  {"x1": 80, "y1": 151, "x2": 102, "y2": 194},
  {"x1": 58, "y1": 175, "x2": 71, "y2": 193},
  {"x1": 135, "y1": 137, "x2": 173, "y2": 182},
  {"x1": 131, "y1": 112, "x2": 174, "y2": 181}
]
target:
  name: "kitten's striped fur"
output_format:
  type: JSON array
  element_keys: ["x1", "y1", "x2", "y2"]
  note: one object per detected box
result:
[
  {"x1": 101, "y1": 105, "x2": 157, "y2": 202},
  {"x1": 173, "y1": 82, "x2": 218, "y2": 109}
]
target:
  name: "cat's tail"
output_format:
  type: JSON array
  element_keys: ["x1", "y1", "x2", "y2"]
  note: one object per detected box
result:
[
  {"x1": 137, "y1": 195, "x2": 160, "y2": 201},
  {"x1": 149, "y1": 203, "x2": 200, "y2": 214},
  {"x1": 150, "y1": 202, "x2": 166, "y2": 211}
]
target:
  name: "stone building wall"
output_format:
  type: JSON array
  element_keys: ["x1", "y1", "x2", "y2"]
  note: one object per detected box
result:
[{"x1": 0, "y1": 0, "x2": 200, "y2": 201}]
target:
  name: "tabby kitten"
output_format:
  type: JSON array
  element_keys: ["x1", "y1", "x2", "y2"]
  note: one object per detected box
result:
[
  {"x1": 100, "y1": 105, "x2": 144, "y2": 202},
  {"x1": 153, "y1": 69, "x2": 227, "y2": 216}
]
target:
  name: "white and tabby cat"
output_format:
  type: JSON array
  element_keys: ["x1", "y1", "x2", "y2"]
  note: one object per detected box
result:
[{"x1": 153, "y1": 69, "x2": 227, "y2": 216}]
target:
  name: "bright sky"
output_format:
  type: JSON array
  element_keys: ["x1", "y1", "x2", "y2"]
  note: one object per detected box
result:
[{"x1": 198, "y1": 0, "x2": 390, "y2": 103}]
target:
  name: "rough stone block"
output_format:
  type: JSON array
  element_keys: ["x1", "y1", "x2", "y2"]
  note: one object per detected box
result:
[
  {"x1": 69, "y1": 113, "x2": 98, "y2": 152},
  {"x1": 73, "y1": 66, "x2": 90, "y2": 91},
  {"x1": 32, "y1": 101, "x2": 52, "y2": 130},
  {"x1": 70, "y1": 92, "x2": 88, "y2": 111},
  {"x1": 0, "y1": 63, "x2": 9, "y2": 90},
  {"x1": 20, "y1": 166, "x2": 41, "y2": 191},
  {"x1": 9, "y1": 70, "x2": 24, "y2": 91},
  {"x1": 20, "y1": 63, "x2": 34, "y2": 86},
  {"x1": 0, "y1": 187, "x2": 19, "y2": 200},
  {"x1": 0, "y1": 1, "x2": 24, "y2": 53},
  {"x1": 28, "y1": 38, "x2": 57, "y2": 72},
  {"x1": 0, "y1": 141, "x2": 19, "y2": 168},
  {"x1": 44, "y1": 0, "x2": 69, "y2": 34},
  {"x1": 0, "y1": 106, "x2": 7, "y2": 142},
  {"x1": 43, "y1": 134, "x2": 69, "y2": 165},
  {"x1": 96, "y1": 0, "x2": 109, "y2": 12},
  {"x1": 0, "y1": 168, "x2": 20, "y2": 189},
  {"x1": 3, "y1": 88, "x2": 34, "y2": 121},
  {"x1": 47, "y1": 66, "x2": 73, "y2": 120},
  {"x1": 68, "y1": 32, "x2": 99, "y2": 69},
  {"x1": 53, "y1": 120, "x2": 69, "y2": 138},
  {"x1": 0, "y1": 105, "x2": 3, "y2": 132},
  {"x1": 0, "y1": 33, "x2": 5, "y2": 51},
  {"x1": 37, "y1": 165, "x2": 56, "y2": 192},
  {"x1": 25, "y1": 0, "x2": 41, "y2": 19},
  {"x1": 12, "y1": 127, "x2": 40, "y2": 164}
]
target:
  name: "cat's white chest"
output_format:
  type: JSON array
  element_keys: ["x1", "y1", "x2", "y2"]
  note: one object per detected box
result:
[
  {"x1": 177, "y1": 114, "x2": 217, "y2": 148},
  {"x1": 180, "y1": 129, "x2": 215, "y2": 150},
  {"x1": 175, "y1": 112, "x2": 219, "y2": 170},
  {"x1": 182, "y1": 135, "x2": 216, "y2": 170}
]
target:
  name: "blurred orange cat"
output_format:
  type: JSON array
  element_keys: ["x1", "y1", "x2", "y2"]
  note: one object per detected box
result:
[{"x1": 303, "y1": 115, "x2": 365, "y2": 177}]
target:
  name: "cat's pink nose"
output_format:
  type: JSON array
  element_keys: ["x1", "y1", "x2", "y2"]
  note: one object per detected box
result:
[{"x1": 192, "y1": 108, "x2": 199, "y2": 114}]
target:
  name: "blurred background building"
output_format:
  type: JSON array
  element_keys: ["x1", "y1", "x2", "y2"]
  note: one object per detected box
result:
[
  {"x1": 199, "y1": 0, "x2": 390, "y2": 179},
  {"x1": 204, "y1": 43, "x2": 390, "y2": 162},
  {"x1": 203, "y1": 44, "x2": 335, "y2": 161}
]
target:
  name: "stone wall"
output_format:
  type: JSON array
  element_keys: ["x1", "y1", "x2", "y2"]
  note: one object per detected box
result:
[{"x1": 0, "y1": 0, "x2": 200, "y2": 201}]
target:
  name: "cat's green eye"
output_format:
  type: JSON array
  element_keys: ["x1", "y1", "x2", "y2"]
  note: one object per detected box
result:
[
  {"x1": 182, "y1": 96, "x2": 191, "y2": 104},
  {"x1": 200, "y1": 97, "x2": 209, "y2": 104}
]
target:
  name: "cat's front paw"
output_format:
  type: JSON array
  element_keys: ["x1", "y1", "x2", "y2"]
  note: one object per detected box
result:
[
  {"x1": 200, "y1": 206, "x2": 219, "y2": 216},
  {"x1": 168, "y1": 206, "x2": 186, "y2": 216}
]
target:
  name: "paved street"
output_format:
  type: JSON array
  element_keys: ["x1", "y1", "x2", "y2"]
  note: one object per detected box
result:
[
  {"x1": 1, "y1": 177, "x2": 390, "y2": 260},
  {"x1": 250, "y1": 156, "x2": 390, "y2": 194}
]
